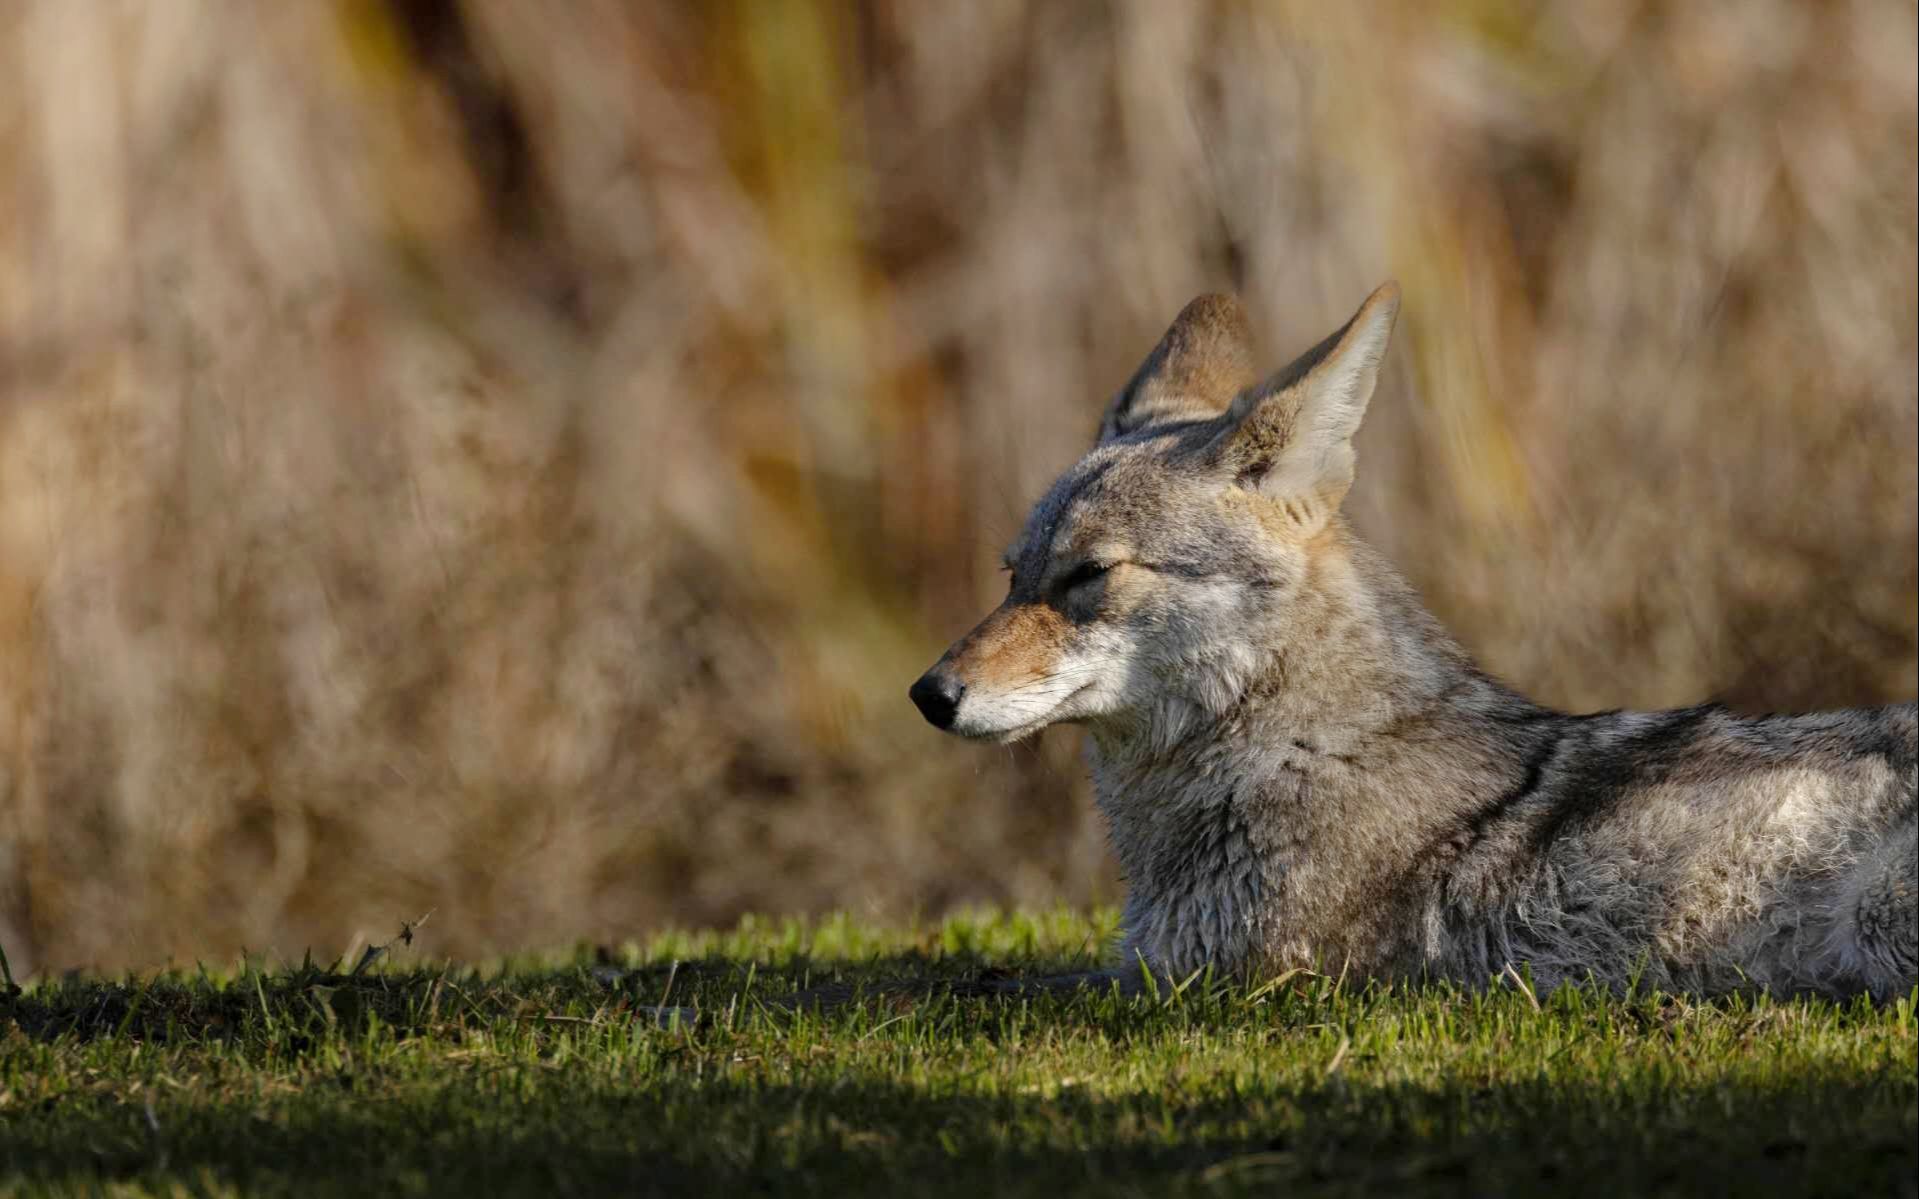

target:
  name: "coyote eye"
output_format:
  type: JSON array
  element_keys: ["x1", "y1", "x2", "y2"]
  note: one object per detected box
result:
[{"x1": 1059, "y1": 561, "x2": 1111, "y2": 593}]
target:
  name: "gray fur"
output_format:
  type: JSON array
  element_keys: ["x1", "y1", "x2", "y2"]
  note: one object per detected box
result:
[{"x1": 914, "y1": 284, "x2": 1918, "y2": 1001}]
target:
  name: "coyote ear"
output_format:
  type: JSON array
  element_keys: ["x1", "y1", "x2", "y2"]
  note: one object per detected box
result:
[
  {"x1": 1097, "y1": 294, "x2": 1257, "y2": 444},
  {"x1": 1210, "y1": 281, "x2": 1399, "y2": 518}
]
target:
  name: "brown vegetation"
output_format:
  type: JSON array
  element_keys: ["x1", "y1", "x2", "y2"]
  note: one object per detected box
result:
[{"x1": 0, "y1": 1, "x2": 1912, "y2": 973}]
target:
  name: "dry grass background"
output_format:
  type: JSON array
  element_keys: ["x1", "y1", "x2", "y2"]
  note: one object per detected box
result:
[{"x1": 0, "y1": 0, "x2": 1912, "y2": 975}]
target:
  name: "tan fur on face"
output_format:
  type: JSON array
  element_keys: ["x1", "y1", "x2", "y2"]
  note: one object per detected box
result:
[
  {"x1": 945, "y1": 600, "x2": 1071, "y2": 691},
  {"x1": 1222, "y1": 484, "x2": 1325, "y2": 542}
]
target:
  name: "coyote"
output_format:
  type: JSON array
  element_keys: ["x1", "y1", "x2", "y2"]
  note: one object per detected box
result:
[{"x1": 910, "y1": 283, "x2": 1917, "y2": 1001}]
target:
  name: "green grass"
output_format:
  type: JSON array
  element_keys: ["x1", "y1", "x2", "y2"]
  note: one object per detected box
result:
[{"x1": 1, "y1": 909, "x2": 1913, "y2": 1197}]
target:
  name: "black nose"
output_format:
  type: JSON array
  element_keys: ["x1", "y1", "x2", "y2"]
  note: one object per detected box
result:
[{"x1": 909, "y1": 670, "x2": 964, "y2": 730}]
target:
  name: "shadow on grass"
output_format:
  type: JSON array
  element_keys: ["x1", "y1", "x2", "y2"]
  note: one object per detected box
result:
[{"x1": 4, "y1": 1067, "x2": 1913, "y2": 1198}]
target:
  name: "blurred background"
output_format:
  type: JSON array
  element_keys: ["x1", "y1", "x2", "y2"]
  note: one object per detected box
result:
[{"x1": 0, "y1": 0, "x2": 1913, "y2": 975}]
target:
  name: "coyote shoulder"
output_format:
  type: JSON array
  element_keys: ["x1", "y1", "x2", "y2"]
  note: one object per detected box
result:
[{"x1": 910, "y1": 283, "x2": 1917, "y2": 1000}]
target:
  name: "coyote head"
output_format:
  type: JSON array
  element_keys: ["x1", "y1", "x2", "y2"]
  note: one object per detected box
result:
[{"x1": 909, "y1": 282, "x2": 1401, "y2": 742}]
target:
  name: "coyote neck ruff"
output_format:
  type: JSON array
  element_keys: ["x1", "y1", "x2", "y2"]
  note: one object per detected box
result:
[{"x1": 910, "y1": 282, "x2": 1917, "y2": 1001}]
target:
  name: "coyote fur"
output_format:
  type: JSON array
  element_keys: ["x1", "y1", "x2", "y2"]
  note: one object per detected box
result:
[{"x1": 910, "y1": 282, "x2": 1917, "y2": 1001}]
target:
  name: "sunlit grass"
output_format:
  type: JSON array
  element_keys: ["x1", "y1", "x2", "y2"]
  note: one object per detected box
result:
[{"x1": 3, "y1": 909, "x2": 1912, "y2": 1196}]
